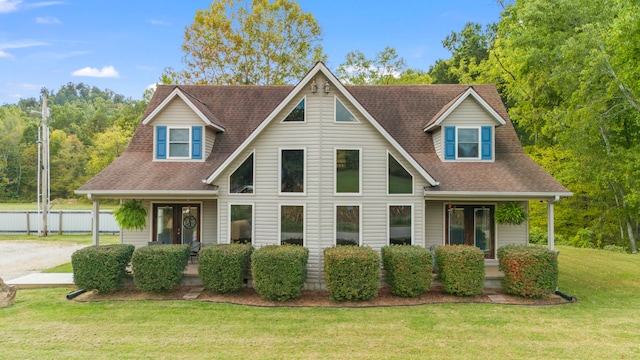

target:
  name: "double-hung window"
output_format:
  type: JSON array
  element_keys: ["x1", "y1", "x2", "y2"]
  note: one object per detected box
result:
[
  {"x1": 155, "y1": 125, "x2": 203, "y2": 160},
  {"x1": 444, "y1": 126, "x2": 493, "y2": 161}
]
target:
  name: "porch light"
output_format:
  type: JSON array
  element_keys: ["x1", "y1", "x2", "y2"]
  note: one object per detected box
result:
[
  {"x1": 324, "y1": 80, "x2": 330, "y2": 94},
  {"x1": 311, "y1": 78, "x2": 318, "y2": 93}
]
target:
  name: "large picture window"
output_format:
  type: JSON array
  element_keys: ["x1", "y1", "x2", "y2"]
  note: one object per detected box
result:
[
  {"x1": 280, "y1": 149, "x2": 305, "y2": 193},
  {"x1": 388, "y1": 153, "x2": 413, "y2": 194},
  {"x1": 336, "y1": 149, "x2": 360, "y2": 194},
  {"x1": 389, "y1": 205, "x2": 412, "y2": 245},
  {"x1": 280, "y1": 205, "x2": 304, "y2": 246},
  {"x1": 336, "y1": 205, "x2": 360, "y2": 246},
  {"x1": 230, "y1": 153, "x2": 254, "y2": 194},
  {"x1": 230, "y1": 204, "x2": 253, "y2": 244}
]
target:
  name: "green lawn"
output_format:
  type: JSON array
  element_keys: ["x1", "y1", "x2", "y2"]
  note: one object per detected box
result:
[{"x1": 1, "y1": 246, "x2": 639, "y2": 359}]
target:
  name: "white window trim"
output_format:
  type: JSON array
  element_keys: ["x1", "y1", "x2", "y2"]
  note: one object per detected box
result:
[
  {"x1": 228, "y1": 202, "x2": 255, "y2": 245},
  {"x1": 278, "y1": 147, "x2": 307, "y2": 196},
  {"x1": 167, "y1": 126, "x2": 192, "y2": 160},
  {"x1": 228, "y1": 151, "x2": 255, "y2": 196},
  {"x1": 387, "y1": 204, "x2": 414, "y2": 246},
  {"x1": 334, "y1": 203, "x2": 363, "y2": 246},
  {"x1": 386, "y1": 151, "x2": 414, "y2": 196},
  {"x1": 334, "y1": 96, "x2": 360, "y2": 123},
  {"x1": 281, "y1": 96, "x2": 307, "y2": 123},
  {"x1": 455, "y1": 126, "x2": 481, "y2": 160},
  {"x1": 278, "y1": 203, "x2": 306, "y2": 247},
  {"x1": 334, "y1": 147, "x2": 362, "y2": 196}
]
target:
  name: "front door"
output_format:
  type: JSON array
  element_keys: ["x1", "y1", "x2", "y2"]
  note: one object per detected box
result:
[
  {"x1": 153, "y1": 204, "x2": 200, "y2": 245},
  {"x1": 446, "y1": 204, "x2": 495, "y2": 259}
]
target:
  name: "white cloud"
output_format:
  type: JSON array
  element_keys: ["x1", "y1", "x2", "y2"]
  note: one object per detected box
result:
[
  {"x1": 0, "y1": 40, "x2": 47, "y2": 58},
  {"x1": 0, "y1": 0, "x2": 21, "y2": 13},
  {"x1": 0, "y1": 0, "x2": 64, "y2": 13},
  {"x1": 71, "y1": 65, "x2": 120, "y2": 78},
  {"x1": 36, "y1": 15, "x2": 61, "y2": 24},
  {"x1": 146, "y1": 83, "x2": 157, "y2": 91},
  {"x1": 150, "y1": 19, "x2": 171, "y2": 26}
]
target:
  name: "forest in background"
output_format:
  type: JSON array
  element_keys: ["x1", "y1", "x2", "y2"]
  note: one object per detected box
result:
[{"x1": 0, "y1": 0, "x2": 638, "y2": 251}]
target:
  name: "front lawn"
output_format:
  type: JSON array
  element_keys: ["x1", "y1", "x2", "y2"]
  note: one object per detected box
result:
[{"x1": 1, "y1": 246, "x2": 639, "y2": 359}]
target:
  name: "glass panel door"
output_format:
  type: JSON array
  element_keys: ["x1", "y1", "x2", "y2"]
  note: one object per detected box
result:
[
  {"x1": 153, "y1": 204, "x2": 200, "y2": 245},
  {"x1": 474, "y1": 208, "x2": 491, "y2": 253},
  {"x1": 181, "y1": 206, "x2": 199, "y2": 245},
  {"x1": 448, "y1": 207, "x2": 465, "y2": 245}
]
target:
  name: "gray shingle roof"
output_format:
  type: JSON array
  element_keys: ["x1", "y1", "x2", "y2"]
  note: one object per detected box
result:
[{"x1": 78, "y1": 83, "x2": 569, "y2": 196}]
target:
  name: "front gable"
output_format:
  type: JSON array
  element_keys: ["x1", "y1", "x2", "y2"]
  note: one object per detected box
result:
[
  {"x1": 426, "y1": 89, "x2": 506, "y2": 162},
  {"x1": 205, "y1": 62, "x2": 438, "y2": 187},
  {"x1": 143, "y1": 92, "x2": 221, "y2": 161}
]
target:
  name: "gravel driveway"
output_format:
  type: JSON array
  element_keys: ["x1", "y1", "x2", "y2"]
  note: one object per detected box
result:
[{"x1": 0, "y1": 241, "x2": 86, "y2": 281}]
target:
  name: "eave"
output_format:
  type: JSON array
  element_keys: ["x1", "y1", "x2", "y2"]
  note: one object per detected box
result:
[
  {"x1": 75, "y1": 189, "x2": 219, "y2": 200},
  {"x1": 423, "y1": 189, "x2": 573, "y2": 201}
]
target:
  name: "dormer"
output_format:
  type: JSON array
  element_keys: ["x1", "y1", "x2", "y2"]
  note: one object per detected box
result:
[
  {"x1": 424, "y1": 87, "x2": 506, "y2": 162},
  {"x1": 142, "y1": 87, "x2": 225, "y2": 161}
]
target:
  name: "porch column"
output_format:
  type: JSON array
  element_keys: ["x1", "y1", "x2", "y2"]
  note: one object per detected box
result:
[
  {"x1": 547, "y1": 196, "x2": 560, "y2": 251},
  {"x1": 92, "y1": 197, "x2": 100, "y2": 246}
]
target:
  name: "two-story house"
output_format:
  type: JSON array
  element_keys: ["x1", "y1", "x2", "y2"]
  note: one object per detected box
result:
[{"x1": 77, "y1": 62, "x2": 571, "y2": 289}]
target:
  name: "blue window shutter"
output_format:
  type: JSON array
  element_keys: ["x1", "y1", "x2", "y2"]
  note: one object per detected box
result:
[
  {"x1": 156, "y1": 126, "x2": 166, "y2": 159},
  {"x1": 444, "y1": 126, "x2": 455, "y2": 160},
  {"x1": 481, "y1": 126, "x2": 492, "y2": 160},
  {"x1": 192, "y1": 126, "x2": 202, "y2": 159}
]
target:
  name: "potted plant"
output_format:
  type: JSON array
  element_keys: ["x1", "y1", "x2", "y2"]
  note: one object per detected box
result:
[
  {"x1": 495, "y1": 202, "x2": 527, "y2": 225},
  {"x1": 113, "y1": 200, "x2": 147, "y2": 231}
]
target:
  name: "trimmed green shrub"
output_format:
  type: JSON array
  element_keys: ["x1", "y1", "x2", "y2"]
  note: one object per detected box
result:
[
  {"x1": 498, "y1": 245, "x2": 558, "y2": 298},
  {"x1": 72, "y1": 244, "x2": 135, "y2": 293},
  {"x1": 131, "y1": 244, "x2": 190, "y2": 292},
  {"x1": 324, "y1": 246, "x2": 380, "y2": 301},
  {"x1": 381, "y1": 245, "x2": 433, "y2": 297},
  {"x1": 198, "y1": 244, "x2": 253, "y2": 293},
  {"x1": 435, "y1": 245, "x2": 485, "y2": 296},
  {"x1": 251, "y1": 245, "x2": 309, "y2": 301}
]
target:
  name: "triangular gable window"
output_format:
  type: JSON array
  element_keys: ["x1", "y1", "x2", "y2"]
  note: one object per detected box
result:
[
  {"x1": 335, "y1": 98, "x2": 357, "y2": 122},
  {"x1": 284, "y1": 99, "x2": 305, "y2": 122}
]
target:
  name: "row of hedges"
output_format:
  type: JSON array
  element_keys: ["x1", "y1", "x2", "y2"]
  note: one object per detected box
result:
[
  {"x1": 72, "y1": 244, "x2": 190, "y2": 293},
  {"x1": 73, "y1": 243, "x2": 558, "y2": 300}
]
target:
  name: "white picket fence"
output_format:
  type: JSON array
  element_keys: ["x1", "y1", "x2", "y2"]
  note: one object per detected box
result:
[{"x1": 0, "y1": 210, "x2": 119, "y2": 235}]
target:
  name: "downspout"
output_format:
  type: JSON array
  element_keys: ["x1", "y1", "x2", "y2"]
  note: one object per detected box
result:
[{"x1": 547, "y1": 195, "x2": 560, "y2": 251}]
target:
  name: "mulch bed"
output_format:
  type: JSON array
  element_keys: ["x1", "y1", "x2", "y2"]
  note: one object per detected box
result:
[{"x1": 73, "y1": 286, "x2": 574, "y2": 307}]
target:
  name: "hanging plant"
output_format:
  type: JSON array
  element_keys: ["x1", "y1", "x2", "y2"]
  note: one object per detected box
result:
[
  {"x1": 495, "y1": 202, "x2": 527, "y2": 225},
  {"x1": 113, "y1": 200, "x2": 147, "y2": 231}
]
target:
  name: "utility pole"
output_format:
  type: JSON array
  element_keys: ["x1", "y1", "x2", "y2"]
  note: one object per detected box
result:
[{"x1": 40, "y1": 88, "x2": 49, "y2": 237}]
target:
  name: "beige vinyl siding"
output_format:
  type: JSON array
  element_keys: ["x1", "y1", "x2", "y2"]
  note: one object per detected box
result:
[
  {"x1": 424, "y1": 200, "x2": 444, "y2": 249},
  {"x1": 204, "y1": 127, "x2": 216, "y2": 159},
  {"x1": 432, "y1": 128, "x2": 443, "y2": 159},
  {"x1": 441, "y1": 97, "x2": 497, "y2": 127},
  {"x1": 152, "y1": 98, "x2": 202, "y2": 126},
  {"x1": 201, "y1": 199, "x2": 218, "y2": 246},
  {"x1": 214, "y1": 75, "x2": 430, "y2": 289}
]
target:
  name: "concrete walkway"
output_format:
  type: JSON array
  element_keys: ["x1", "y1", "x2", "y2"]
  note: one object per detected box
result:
[{"x1": 6, "y1": 273, "x2": 75, "y2": 289}]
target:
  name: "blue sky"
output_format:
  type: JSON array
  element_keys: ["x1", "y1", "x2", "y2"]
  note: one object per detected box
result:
[{"x1": 0, "y1": 0, "x2": 502, "y2": 105}]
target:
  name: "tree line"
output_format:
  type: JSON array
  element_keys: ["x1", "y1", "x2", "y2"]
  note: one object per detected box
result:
[{"x1": 1, "y1": 0, "x2": 637, "y2": 251}]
